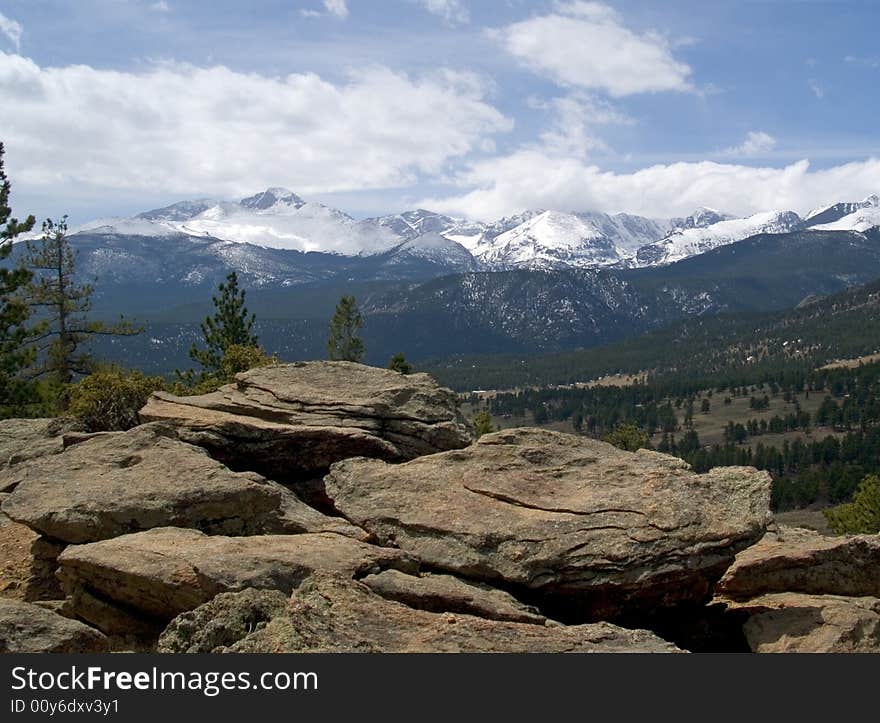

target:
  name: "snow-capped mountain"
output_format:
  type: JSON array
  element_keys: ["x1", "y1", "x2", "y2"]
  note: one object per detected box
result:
[
  {"x1": 634, "y1": 209, "x2": 802, "y2": 267},
  {"x1": 804, "y1": 194, "x2": 880, "y2": 228},
  {"x1": 809, "y1": 195, "x2": 880, "y2": 232}
]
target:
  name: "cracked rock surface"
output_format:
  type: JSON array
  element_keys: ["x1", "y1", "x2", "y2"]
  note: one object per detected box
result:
[
  {"x1": 158, "y1": 574, "x2": 684, "y2": 653},
  {"x1": 1, "y1": 423, "x2": 362, "y2": 544},
  {"x1": 57, "y1": 528, "x2": 418, "y2": 633},
  {"x1": 138, "y1": 361, "x2": 474, "y2": 480},
  {"x1": 325, "y1": 427, "x2": 772, "y2": 618}
]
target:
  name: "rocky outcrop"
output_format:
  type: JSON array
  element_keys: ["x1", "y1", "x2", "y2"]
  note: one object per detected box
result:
[
  {"x1": 724, "y1": 593, "x2": 880, "y2": 653},
  {"x1": 1, "y1": 423, "x2": 363, "y2": 544},
  {"x1": 325, "y1": 428, "x2": 772, "y2": 619},
  {"x1": 158, "y1": 575, "x2": 683, "y2": 653},
  {"x1": 714, "y1": 526, "x2": 880, "y2": 652},
  {"x1": 0, "y1": 598, "x2": 108, "y2": 653},
  {"x1": 0, "y1": 509, "x2": 64, "y2": 602},
  {"x1": 0, "y1": 418, "x2": 84, "y2": 491},
  {"x1": 138, "y1": 362, "x2": 473, "y2": 482},
  {"x1": 361, "y1": 569, "x2": 548, "y2": 625},
  {"x1": 715, "y1": 526, "x2": 880, "y2": 600},
  {"x1": 57, "y1": 528, "x2": 418, "y2": 634}
]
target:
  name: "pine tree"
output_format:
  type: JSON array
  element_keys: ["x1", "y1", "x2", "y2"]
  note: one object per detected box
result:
[
  {"x1": 189, "y1": 271, "x2": 258, "y2": 375},
  {"x1": 388, "y1": 352, "x2": 412, "y2": 374},
  {"x1": 472, "y1": 409, "x2": 494, "y2": 438},
  {"x1": 0, "y1": 143, "x2": 38, "y2": 412},
  {"x1": 22, "y1": 216, "x2": 140, "y2": 389},
  {"x1": 327, "y1": 295, "x2": 364, "y2": 362}
]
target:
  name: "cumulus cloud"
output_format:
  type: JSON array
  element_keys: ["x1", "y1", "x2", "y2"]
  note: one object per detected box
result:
[
  {"x1": 417, "y1": 0, "x2": 470, "y2": 25},
  {"x1": 324, "y1": 0, "x2": 349, "y2": 18},
  {"x1": 0, "y1": 52, "x2": 510, "y2": 198},
  {"x1": 0, "y1": 12, "x2": 22, "y2": 50},
  {"x1": 489, "y1": 1, "x2": 692, "y2": 97},
  {"x1": 529, "y1": 93, "x2": 632, "y2": 158},
  {"x1": 722, "y1": 131, "x2": 777, "y2": 158},
  {"x1": 418, "y1": 151, "x2": 880, "y2": 221}
]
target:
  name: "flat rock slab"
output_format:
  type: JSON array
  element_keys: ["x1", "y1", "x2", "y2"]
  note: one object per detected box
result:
[
  {"x1": 724, "y1": 592, "x2": 880, "y2": 653},
  {"x1": 58, "y1": 527, "x2": 418, "y2": 633},
  {"x1": 0, "y1": 418, "x2": 84, "y2": 491},
  {"x1": 139, "y1": 361, "x2": 473, "y2": 480},
  {"x1": 361, "y1": 569, "x2": 547, "y2": 625},
  {"x1": 1, "y1": 423, "x2": 362, "y2": 544},
  {"x1": 715, "y1": 526, "x2": 880, "y2": 601},
  {"x1": 158, "y1": 575, "x2": 683, "y2": 653},
  {"x1": 0, "y1": 598, "x2": 108, "y2": 653},
  {"x1": 325, "y1": 428, "x2": 772, "y2": 618}
]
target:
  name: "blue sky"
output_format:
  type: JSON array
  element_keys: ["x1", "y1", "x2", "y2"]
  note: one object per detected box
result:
[{"x1": 1, "y1": 0, "x2": 878, "y2": 223}]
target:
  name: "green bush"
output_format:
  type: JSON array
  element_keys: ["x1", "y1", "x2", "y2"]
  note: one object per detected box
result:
[
  {"x1": 68, "y1": 366, "x2": 166, "y2": 432},
  {"x1": 824, "y1": 474, "x2": 880, "y2": 534},
  {"x1": 603, "y1": 423, "x2": 650, "y2": 452},
  {"x1": 472, "y1": 409, "x2": 494, "y2": 438},
  {"x1": 173, "y1": 344, "x2": 277, "y2": 395}
]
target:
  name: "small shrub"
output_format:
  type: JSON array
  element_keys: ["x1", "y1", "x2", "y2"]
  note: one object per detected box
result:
[
  {"x1": 603, "y1": 423, "x2": 650, "y2": 452},
  {"x1": 174, "y1": 344, "x2": 277, "y2": 395},
  {"x1": 388, "y1": 352, "x2": 412, "y2": 375},
  {"x1": 68, "y1": 366, "x2": 166, "y2": 432},
  {"x1": 824, "y1": 474, "x2": 880, "y2": 534}
]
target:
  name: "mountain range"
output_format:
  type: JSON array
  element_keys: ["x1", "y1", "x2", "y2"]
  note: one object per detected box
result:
[{"x1": 66, "y1": 188, "x2": 880, "y2": 291}]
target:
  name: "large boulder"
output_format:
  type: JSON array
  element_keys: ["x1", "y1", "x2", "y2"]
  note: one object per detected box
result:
[
  {"x1": 325, "y1": 428, "x2": 772, "y2": 619},
  {"x1": 0, "y1": 598, "x2": 108, "y2": 653},
  {"x1": 361, "y1": 569, "x2": 548, "y2": 625},
  {"x1": 0, "y1": 509, "x2": 64, "y2": 601},
  {"x1": 715, "y1": 526, "x2": 880, "y2": 600},
  {"x1": 158, "y1": 574, "x2": 683, "y2": 653},
  {"x1": 723, "y1": 593, "x2": 880, "y2": 653},
  {"x1": 714, "y1": 526, "x2": 880, "y2": 653},
  {"x1": 0, "y1": 418, "x2": 84, "y2": 491},
  {"x1": 138, "y1": 362, "x2": 474, "y2": 482},
  {"x1": 1, "y1": 423, "x2": 362, "y2": 544},
  {"x1": 57, "y1": 527, "x2": 418, "y2": 634}
]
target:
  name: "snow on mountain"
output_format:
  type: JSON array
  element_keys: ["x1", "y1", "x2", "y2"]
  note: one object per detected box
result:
[
  {"x1": 805, "y1": 194, "x2": 879, "y2": 227},
  {"x1": 809, "y1": 195, "x2": 880, "y2": 232},
  {"x1": 476, "y1": 210, "x2": 626, "y2": 269},
  {"x1": 634, "y1": 209, "x2": 802, "y2": 267}
]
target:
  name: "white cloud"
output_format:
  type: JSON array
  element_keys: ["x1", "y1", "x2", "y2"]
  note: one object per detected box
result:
[
  {"x1": 489, "y1": 1, "x2": 692, "y2": 97},
  {"x1": 0, "y1": 52, "x2": 510, "y2": 198},
  {"x1": 324, "y1": 0, "x2": 349, "y2": 18},
  {"x1": 417, "y1": 0, "x2": 470, "y2": 25},
  {"x1": 722, "y1": 131, "x2": 777, "y2": 158},
  {"x1": 809, "y1": 79, "x2": 824, "y2": 99},
  {"x1": 529, "y1": 93, "x2": 631, "y2": 158},
  {"x1": 0, "y1": 12, "x2": 22, "y2": 50},
  {"x1": 150, "y1": 1, "x2": 170, "y2": 12},
  {"x1": 419, "y1": 151, "x2": 880, "y2": 221}
]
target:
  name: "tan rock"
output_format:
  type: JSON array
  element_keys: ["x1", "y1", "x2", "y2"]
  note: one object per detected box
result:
[
  {"x1": 725, "y1": 593, "x2": 880, "y2": 653},
  {"x1": 715, "y1": 526, "x2": 880, "y2": 601},
  {"x1": 139, "y1": 361, "x2": 473, "y2": 482},
  {"x1": 1, "y1": 423, "x2": 362, "y2": 544},
  {"x1": 0, "y1": 418, "x2": 84, "y2": 491},
  {"x1": 325, "y1": 428, "x2": 772, "y2": 618},
  {"x1": 158, "y1": 574, "x2": 683, "y2": 653},
  {"x1": 57, "y1": 527, "x2": 418, "y2": 633},
  {"x1": 0, "y1": 598, "x2": 108, "y2": 653},
  {"x1": 361, "y1": 569, "x2": 548, "y2": 625}
]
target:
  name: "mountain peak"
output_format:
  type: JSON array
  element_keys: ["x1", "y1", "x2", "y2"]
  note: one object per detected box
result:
[{"x1": 239, "y1": 187, "x2": 305, "y2": 211}]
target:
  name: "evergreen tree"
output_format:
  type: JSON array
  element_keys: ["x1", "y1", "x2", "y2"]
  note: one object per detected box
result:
[
  {"x1": 0, "y1": 143, "x2": 38, "y2": 412},
  {"x1": 472, "y1": 409, "x2": 494, "y2": 438},
  {"x1": 824, "y1": 474, "x2": 880, "y2": 534},
  {"x1": 388, "y1": 352, "x2": 412, "y2": 374},
  {"x1": 22, "y1": 216, "x2": 140, "y2": 389},
  {"x1": 327, "y1": 295, "x2": 364, "y2": 362},
  {"x1": 189, "y1": 271, "x2": 258, "y2": 375}
]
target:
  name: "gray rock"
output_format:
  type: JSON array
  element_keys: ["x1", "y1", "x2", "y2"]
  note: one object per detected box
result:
[
  {"x1": 139, "y1": 361, "x2": 474, "y2": 482},
  {"x1": 0, "y1": 598, "x2": 108, "y2": 653},
  {"x1": 325, "y1": 427, "x2": 772, "y2": 618},
  {"x1": 57, "y1": 527, "x2": 418, "y2": 633},
  {"x1": 1, "y1": 423, "x2": 363, "y2": 544},
  {"x1": 158, "y1": 574, "x2": 683, "y2": 653}
]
